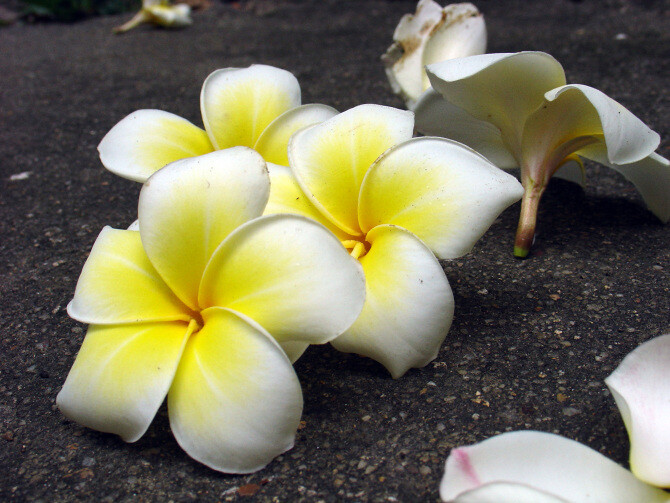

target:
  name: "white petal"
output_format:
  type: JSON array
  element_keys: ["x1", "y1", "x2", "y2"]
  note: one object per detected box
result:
[
  {"x1": 289, "y1": 104, "x2": 414, "y2": 235},
  {"x1": 359, "y1": 137, "x2": 523, "y2": 259},
  {"x1": 440, "y1": 430, "x2": 670, "y2": 503},
  {"x1": 413, "y1": 89, "x2": 517, "y2": 168},
  {"x1": 426, "y1": 52, "x2": 566, "y2": 154},
  {"x1": 67, "y1": 227, "x2": 190, "y2": 324},
  {"x1": 581, "y1": 149, "x2": 670, "y2": 223},
  {"x1": 145, "y1": 4, "x2": 192, "y2": 27},
  {"x1": 199, "y1": 214, "x2": 366, "y2": 345},
  {"x1": 605, "y1": 333, "x2": 670, "y2": 487},
  {"x1": 448, "y1": 482, "x2": 569, "y2": 503},
  {"x1": 138, "y1": 148, "x2": 269, "y2": 310},
  {"x1": 98, "y1": 109, "x2": 213, "y2": 183},
  {"x1": 168, "y1": 307, "x2": 302, "y2": 473},
  {"x1": 254, "y1": 104, "x2": 338, "y2": 166},
  {"x1": 553, "y1": 159, "x2": 586, "y2": 186},
  {"x1": 57, "y1": 321, "x2": 193, "y2": 443},
  {"x1": 331, "y1": 225, "x2": 453, "y2": 378},
  {"x1": 200, "y1": 65, "x2": 301, "y2": 150}
]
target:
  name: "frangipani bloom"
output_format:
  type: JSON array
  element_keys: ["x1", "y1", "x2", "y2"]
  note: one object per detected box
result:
[
  {"x1": 114, "y1": 0, "x2": 192, "y2": 34},
  {"x1": 98, "y1": 64, "x2": 337, "y2": 181},
  {"x1": 57, "y1": 148, "x2": 366, "y2": 473},
  {"x1": 264, "y1": 104, "x2": 523, "y2": 378},
  {"x1": 439, "y1": 333, "x2": 670, "y2": 502},
  {"x1": 414, "y1": 51, "x2": 670, "y2": 257},
  {"x1": 382, "y1": 1, "x2": 486, "y2": 109}
]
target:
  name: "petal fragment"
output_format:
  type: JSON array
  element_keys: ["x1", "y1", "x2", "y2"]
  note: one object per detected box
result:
[
  {"x1": 605, "y1": 333, "x2": 670, "y2": 487},
  {"x1": 439, "y1": 431, "x2": 669, "y2": 503},
  {"x1": 289, "y1": 104, "x2": 414, "y2": 235},
  {"x1": 138, "y1": 148, "x2": 269, "y2": 310},
  {"x1": 67, "y1": 227, "x2": 190, "y2": 325},
  {"x1": 254, "y1": 104, "x2": 338, "y2": 166},
  {"x1": 98, "y1": 109, "x2": 213, "y2": 183},
  {"x1": 200, "y1": 65, "x2": 301, "y2": 150},
  {"x1": 200, "y1": 214, "x2": 366, "y2": 345},
  {"x1": 332, "y1": 225, "x2": 453, "y2": 378},
  {"x1": 359, "y1": 137, "x2": 523, "y2": 259},
  {"x1": 57, "y1": 321, "x2": 192, "y2": 442},
  {"x1": 168, "y1": 308, "x2": 302, "y2": 473}
]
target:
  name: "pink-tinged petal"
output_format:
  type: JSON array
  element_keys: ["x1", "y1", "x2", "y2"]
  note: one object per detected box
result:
[
  {"x1": 200, "y1": 65, "x2": 301, "y2": 150},
  {"x1": 67, "y1": 227, "x2": 191, "y2": 325},
  {"x1": 168, "y1": 307, "x2": 302, "y2": 473},
  {"x1": 288, "y1": 104, "x2": 414, "y2": 236},
  {"x1": 414, "y1": 89, "x2": 518, "y2": 169},
  {"x1": 605, "y1": 333, "x2": 670, "y2": 487},
  {"x1": 138, "y1": 148, "x2": 269, "y2": 310},
  {"x1": 57, "y1": 320, "x2": 193, "y2": 443},
  {"x1": 331, "y1": 225, "x2": 453, "y2": 378},
  {"x1": 98, "y1": 109, "x2": 213, "y2": 183},
  {"x1": 440, "y1": 431, "x2": 669, "y2": 502},
  {"x1": 199, "y1": 214, "x2": 365, "y2": 345},
  {"x1": 359, "y1": 137, "x2": 523, "y2": 259}
]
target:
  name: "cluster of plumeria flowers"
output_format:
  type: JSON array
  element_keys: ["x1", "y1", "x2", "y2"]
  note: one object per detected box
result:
[{"x1": 58, "y1": 0, "x2": 669, "y2": 491}]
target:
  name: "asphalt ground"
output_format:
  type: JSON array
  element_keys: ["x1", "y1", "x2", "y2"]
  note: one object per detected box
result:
[{"x1": 0, "y1": 0, "x2": 668, "y2": 501}]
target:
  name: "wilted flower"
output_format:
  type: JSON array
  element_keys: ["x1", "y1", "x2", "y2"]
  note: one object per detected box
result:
[
  {"x1": 264, "y1": 104, "x2": 522, "y2": 377},
  {"x1": 415, "y1": 51, "x2": 670, "y2": 257},
  {"x1": 114, "y1": 0, "x2": 192, "y2": 34},
  {"x1": 58, "y1": 148, "x2": 365, "y2": 473},
  {"x1": 382, "y1": 1, "x2": 486, "y2": 109},
  {"x1": 98, "y1": 64, "x2": 337, "y2": 181},
  {"x1": 439, "y1": 333, "x2": 670, "y2": 501}
]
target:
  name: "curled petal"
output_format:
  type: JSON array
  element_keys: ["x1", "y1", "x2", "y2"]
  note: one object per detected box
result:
[
  {"x1": 440, "y1": 431, "x2": 669, "y2": 503},
  {"x1": 331, "y1": 225, "x2": 453, "y2": 378},
  {"x1": 447, "y1": 482, "x2": 569, "y2": 503},
  {"x1": 98, "y1": 110, "x2": 213, "y2": 183},
  {"x1": 426, "y1": 52, "x2": 567, "y2": 154},
  {"x1": 264, "y1": 163, "x2": 352, "y2": 241},
  {"x1": 413, "y1": 89, "x2": 518, "y2": 168},
  {"x1": 200, "y1": 65, "x2": 301, "y2": 150},
  {"x1": 199, "y1": 214, "x2": 366, "y2": 345},
  {"x1": 57, "y1": 321, "x2": 193, "y2": 442},
  {"x1": 289, "y1": 104, "x2": 414, "y2": 236},
  {"x1": 138, "y1": 148, "x2": 269, "y2": 310},
  {"x1": 359, "y1": 137, "x2": 523, "y2": 259},
  {"x1": 67, "y1": 227, "x2": 190, "y2": 325},
  {"x1": 605, "y1": 333, "x2": 670, "y2": 487},
  {"x1": 254, "y1": 104, "x2": 338, "y2": 166},
  {"x1": 168, "y1": 308, "x2": 302, "y2": 473}
]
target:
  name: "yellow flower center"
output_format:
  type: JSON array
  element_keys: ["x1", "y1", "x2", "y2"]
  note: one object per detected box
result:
[{"x1": 341, "y1": 238, "x2": 371, "y2": 260}]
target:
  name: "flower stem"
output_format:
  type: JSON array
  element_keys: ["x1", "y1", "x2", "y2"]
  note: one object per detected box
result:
[{"x1": 513, "y1": 183, "x2": 545, "y2": 259}]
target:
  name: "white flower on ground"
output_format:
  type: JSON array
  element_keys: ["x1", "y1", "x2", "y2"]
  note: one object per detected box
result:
[
  {"x1": 382, "y1": 1, "x2": 486, "y2": 109},
  {"x1": 263, "y1": 104, "x2": 522, "y2": 377},
  {"x1": 439, "y1": 333, "x2": 670, "y2": 501},
  {"x1": 98, "y1": 64, "x2": 337, "y2": 181},
  {"x1": 57, "y1": 148, "x2": 366, "y2": 473},
  {"x1": 414, "y1": 51, "x2": 670, "y2": 257},
  {"x1": 114, "y1": 0, "x2": 192, "y2": 34}
]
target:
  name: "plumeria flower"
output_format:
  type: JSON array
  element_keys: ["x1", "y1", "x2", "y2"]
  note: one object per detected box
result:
[
  {"x1": 98, "y1": 64, "x2": 337, "y2": 181},
  {"x1": 57, "y1": 148, "x2": 366, "y2": 473},
  {"x1": 414, "y1": 51, "x2": 670, "y2": 257},
  {"x1": 114, "y1": 0, "x2": 192, "y2": 34},
  {"x1": 263, "y1": 104, "x2": 523, "y2": 377},
  {"x1": 439, "y1": 333, "x2": 670, "y2": 502},
  {"x1": 382, "y1": 1, "x2": 486, "y2": 109}
]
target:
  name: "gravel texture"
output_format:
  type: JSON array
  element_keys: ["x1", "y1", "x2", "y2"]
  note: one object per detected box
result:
[{"x1": 0, "y1": 0, "x2": 668, "y2": 501}]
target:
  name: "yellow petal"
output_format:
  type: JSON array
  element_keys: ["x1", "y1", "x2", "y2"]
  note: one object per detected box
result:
[
  {"x1": 57, "y1": 320, "x2": 193, "y2": 442},
  {"x1": 288, "y1": 104, "x2": 414, "y2": 236},
  {"x1": 67, "y1": 226, "x2": 191, "y2": 324},
  {"x1": 254, "y1": 104, "x2": 338, "y2": 166},
  {"x1": 199, "y1": 214, "x2": 365, "y2": 345},
  {"x1": 359, "y1": 137, "x2": 523, "y2": 259},
  {"x1": 98, "y1": 109, "x2": 213, "y2": 183},
  {"x1": 168, "y1": 307, "x2": 302, "y2": 473},
  {"x1": 200, "y1": 65, "x2": 301, "y2": 150},
  {"x1": 331, "y1": 225, "x2": 453, "y2": 378},
  {"x1": 264, "y1": 163, "x2": 353, "y2": 241},
  {"x1": 138, "y1": 148, "x2": 269, "y2": 310}
]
